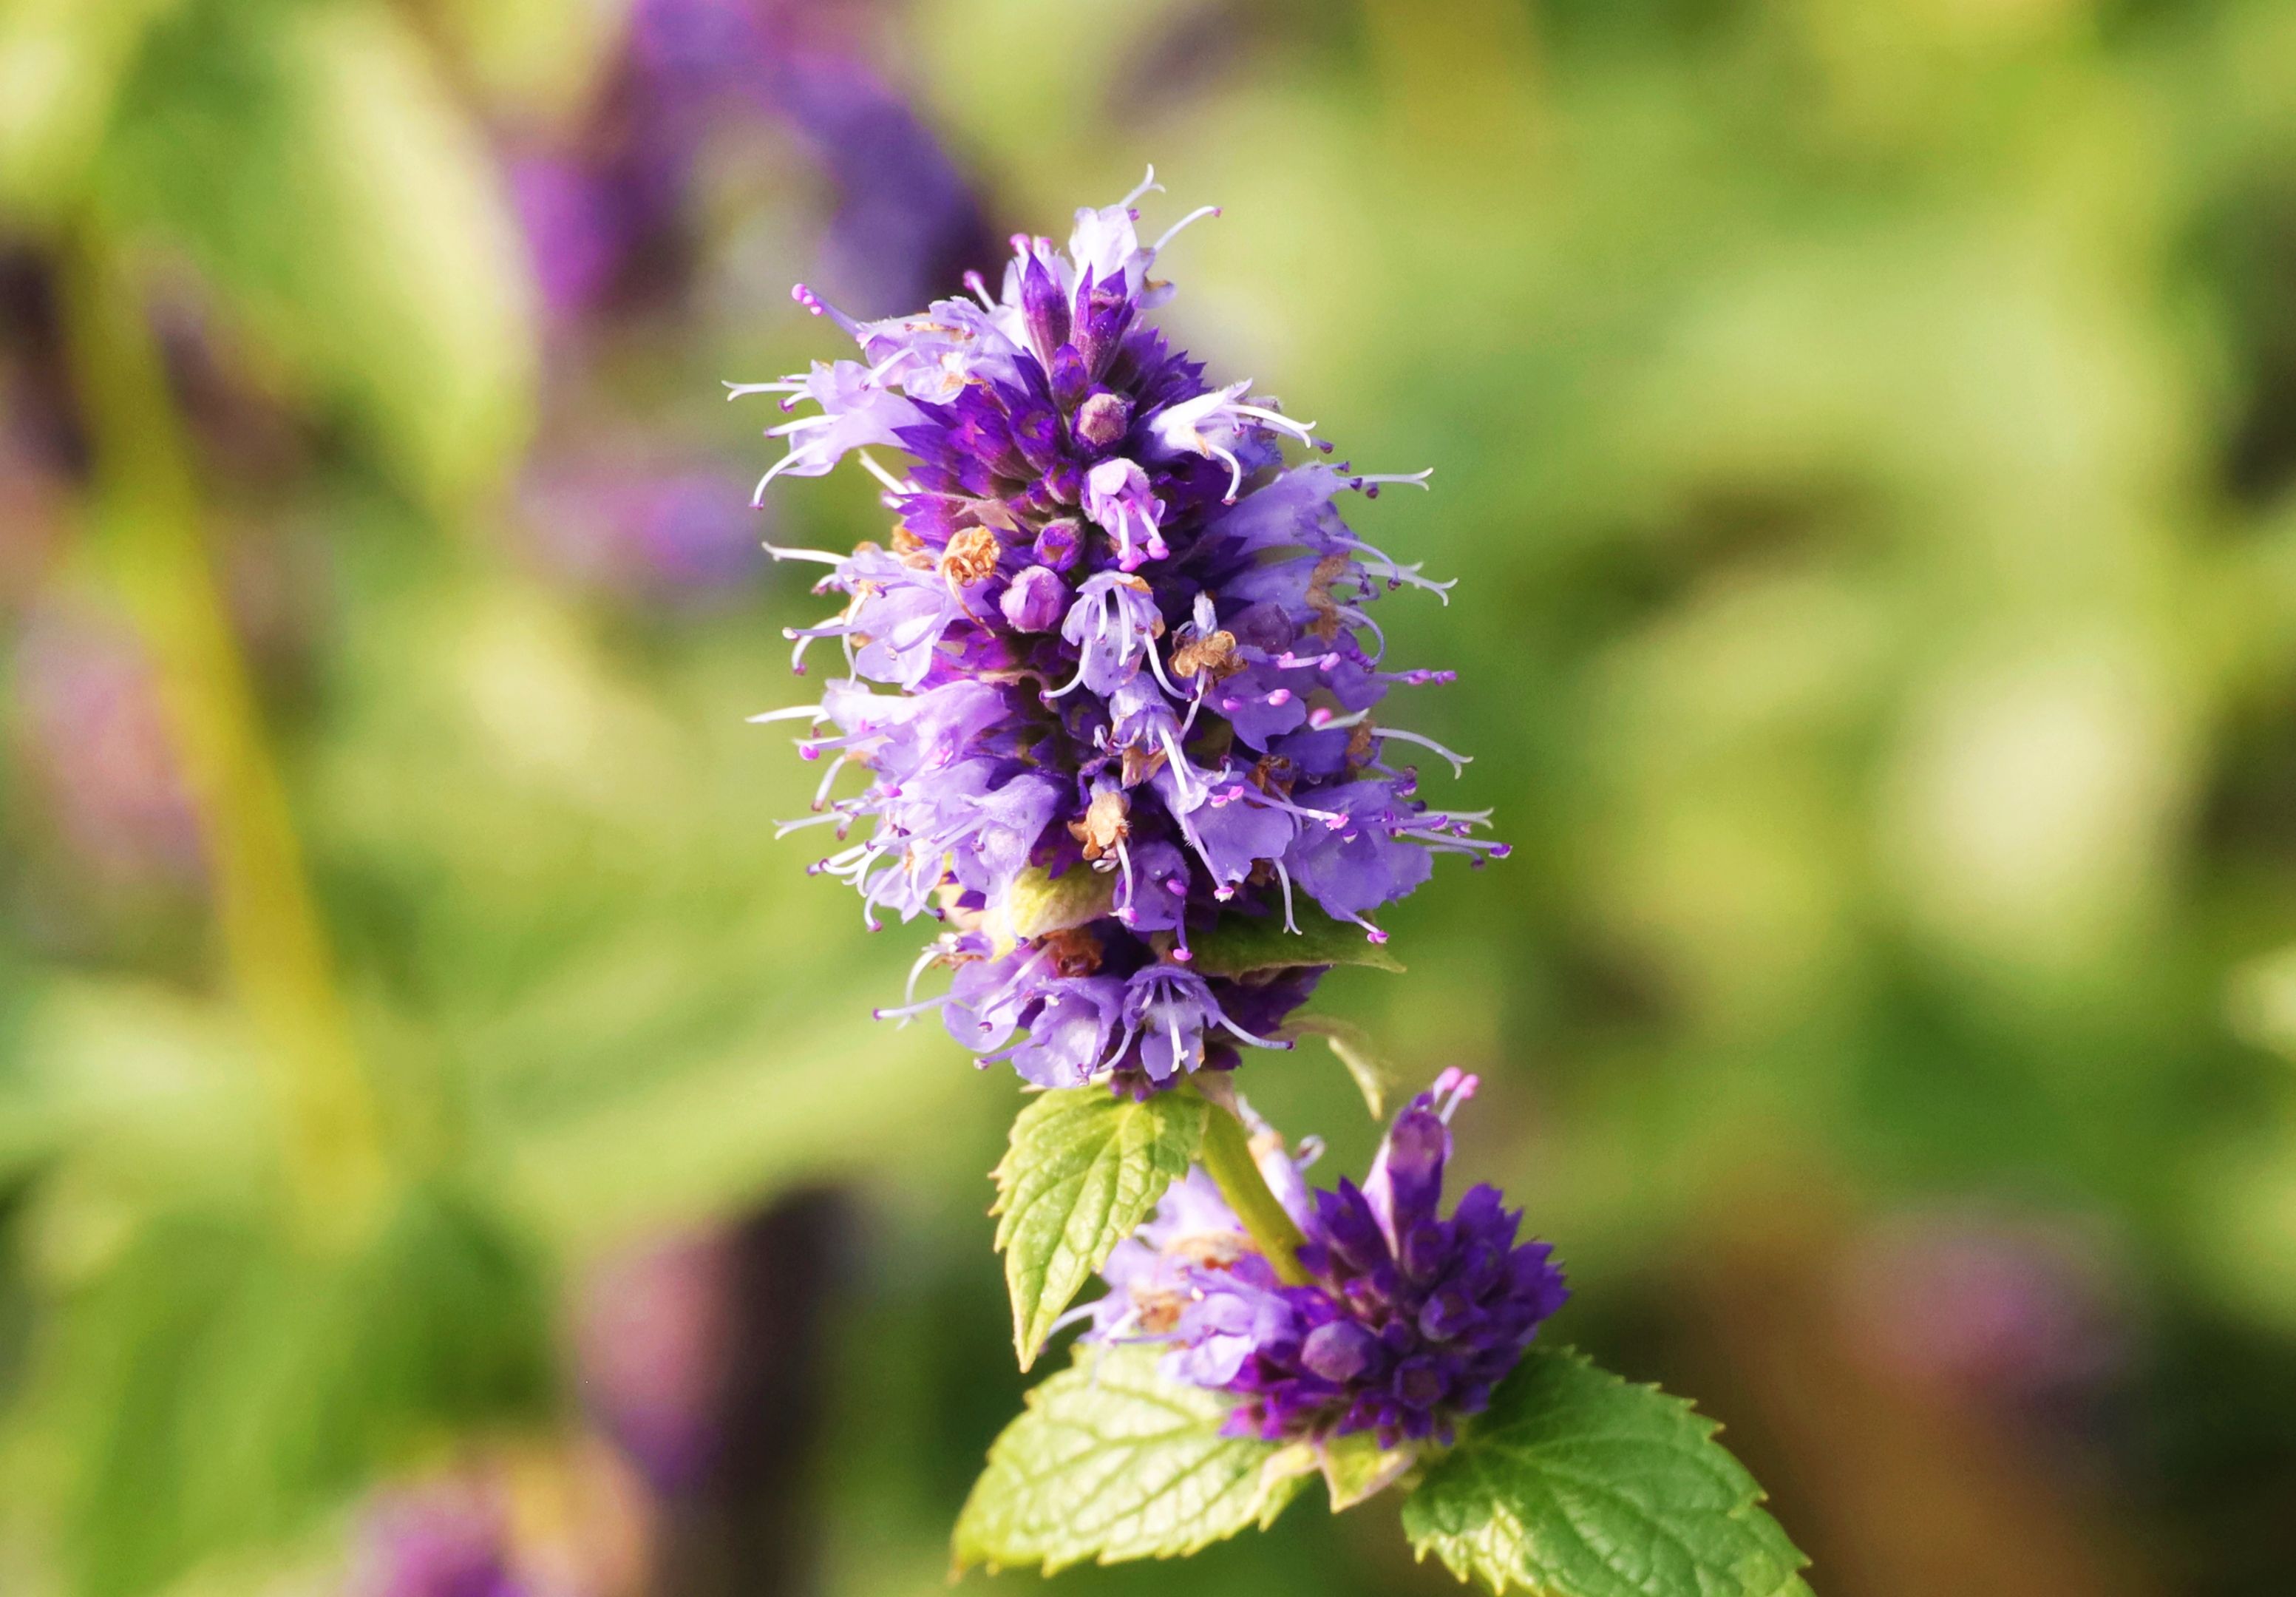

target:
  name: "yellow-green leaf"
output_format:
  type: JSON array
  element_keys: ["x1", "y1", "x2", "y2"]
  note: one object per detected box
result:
[
  {"x1": 954, "y1": 1343, "x2": 1305, "y2": 1574},
  {"x1": 993, "y1": 1086, "x2": 1205, "y2": 1368},
  {"x1": 93, "y1": 0, "x2": 535, "y2": 509}
]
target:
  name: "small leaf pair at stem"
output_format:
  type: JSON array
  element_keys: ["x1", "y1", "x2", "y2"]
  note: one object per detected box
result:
[{"x1": 955, "y1": 1344, "x2": 1810, "y2": 1597}]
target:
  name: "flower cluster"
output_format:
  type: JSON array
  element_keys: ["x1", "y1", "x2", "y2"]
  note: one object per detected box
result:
[
  {"x1": 746, "y1": 174, "x2": 1504, "y2": 1092},
  {"x1": 1090, "y1": 1071, "x2": 1566, "y2": 1448}
]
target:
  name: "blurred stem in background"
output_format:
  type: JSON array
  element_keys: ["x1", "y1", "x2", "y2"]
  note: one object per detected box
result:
[{"x1": 52, "y1": 226, "x2": 387, "y2": 1244}]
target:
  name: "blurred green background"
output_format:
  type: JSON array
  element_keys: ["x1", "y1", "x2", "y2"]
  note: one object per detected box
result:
[{"x1": 6, "y1": 0, "x2": 2296, "y2": 1593}]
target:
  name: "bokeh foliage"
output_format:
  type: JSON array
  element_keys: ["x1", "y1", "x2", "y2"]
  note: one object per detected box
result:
[{"x1": 3, "y1": 0, "x2": 2296, "y2": 1594}]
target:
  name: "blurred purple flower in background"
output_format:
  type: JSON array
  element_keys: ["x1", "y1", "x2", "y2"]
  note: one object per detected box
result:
[
  {"x1": 512, "y1": 0, "x2": 993, "y2": 329},
  {"x1": 520, "y1": 455, "x2": 765, "y2": 604},
  {"x1": 1840, "y1": 1210, "x2": 2130, "y2": 1409},
  {"x1": 574, "y1": 1231, "x2": 734, "y2": 1496},
  {"x1": 350, "y1": 1484, "x2": 542, "y2": 1597},
  {"x1": 509, "y1": 156, "x2": 631, "y2": 328},
  {"x1": 506, "y1": 0, "x2": 995, "y2": 605},
  {"x1": 772, "y1": 49, "x2": 994, "y2": 318},
  {"x1": 10, "y1": 602, "x2": 203, "y2": 891}
]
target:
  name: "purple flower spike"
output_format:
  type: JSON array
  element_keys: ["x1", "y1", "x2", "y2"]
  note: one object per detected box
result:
[
  {"x1": 741, "y1": 175, "x2": 1504, "y2": 1091},
  {"x1": 1088, "y1": 1078, "x2": 1566, "y2": 1451}
]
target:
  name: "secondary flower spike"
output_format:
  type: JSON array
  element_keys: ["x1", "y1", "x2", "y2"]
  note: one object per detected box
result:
[
  {"x1": 1090, "y1": 1071, "x2": 1567, "y2": 1448},
  {"x1": 742, "y1": 172, "x2": 1505, "y2": 1091}
]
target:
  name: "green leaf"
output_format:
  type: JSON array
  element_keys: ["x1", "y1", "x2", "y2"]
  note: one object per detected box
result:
[
  {"x1": 1187, "y1": 903, "x2": 1404, "y2": 979},
  {"x1": 993, "y1": 1087, "x2": 1205, "y2": 1368},
  {"x1": 0, "y1": 0, "x2": 186, "y2": 219},
  {"x1": 952, "y1": 1343, "x2": 1306, "y2": 1573},
  {"x1": 29, "y1": 1182, "x2": 551, "y2": 1597},
  {"x1": 93, "y1": 0, "x2": 535, "y2": 509},
  {"x1": 1403, "y1": 1349, "x2": 1810, "y2": 1597}
]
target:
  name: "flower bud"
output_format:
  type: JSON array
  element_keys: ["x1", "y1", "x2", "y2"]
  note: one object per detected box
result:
[
  {"x1": 1050, "y1": 344, "x2": 1090, "y2": 411},
  {"x1": 1076, "y1": 391, "x2": 1131, "y2": 450},
  {"x1": 1021, "y1": 248, "x2": 1070, "y2": 364},
  {"x1": 1000, "y1": 565, "x2": 1067, "y2": 632},
  {"x1": 1032, "y1": 517, "x2": 1084, "y2": 572},
  {"x1": 1012, "y1": 407, "x2": 1063, "y2": 472}
]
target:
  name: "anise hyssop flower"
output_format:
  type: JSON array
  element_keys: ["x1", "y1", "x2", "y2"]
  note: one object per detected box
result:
[{"x1": 744, "y1": 174, "x2": 1504, "y2": 1092}]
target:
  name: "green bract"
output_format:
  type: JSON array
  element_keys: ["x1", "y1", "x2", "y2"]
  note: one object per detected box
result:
[{"x1": 1186, "y1": 903, "x2": 1407, "y2": 980}]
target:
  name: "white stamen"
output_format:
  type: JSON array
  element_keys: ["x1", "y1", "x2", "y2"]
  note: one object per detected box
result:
[
  {"x1": 857, "y1": 450, "x2": 914, "y2": 496},
  {"x1": 1232, "y1": 402, "x2": 1317, "y2": 442},
  {"x1": 1150, "y1": 205, "x2": 1221, "y2": 257},
  {"x1": 1376, "y1": 725, "x2": 1472, "y2": 776},
  {"x1": 758, "y1": 542, "x2": 850, "y2": 566},
  {"x1": 753, "y1": 448, "x2": 818, "y2": 505},
  {"x1": 1147, "y1": 637, "x2": 1184, "y2": 699},
  {"x1": 766, "y1": 413, "x2": 840, "y2": 438},
  {"x1": 812, "y1": 754, "x2": 849, "y2": 809},
  {"x1": 903, "y1": 941, "x2": 947, "y2": 1006},
  {"x1": 773, "y1": 812, "x2": 849, "y2": 839}
]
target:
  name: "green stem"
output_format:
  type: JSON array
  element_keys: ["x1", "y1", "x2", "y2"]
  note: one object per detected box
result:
[
  {"x1": 1198, "y1": 1099, "x2": 1311, "y2": 1286},
  {"x1": 56, "y1": 228, "x2": 387, "y2": 1242}
]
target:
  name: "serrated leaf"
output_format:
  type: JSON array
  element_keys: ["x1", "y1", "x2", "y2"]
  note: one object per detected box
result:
[
  {"x1": 953, "y1": 1343, "x2": 1306, "y2": 1573},
  {"x1": 1187, "y1": 903, "x2": 1404, "y2": 979},
  {"x1": 993, "y1": 1087, "x2": 1205, "y2": 1368},
  {"x1": 1403, "y1": 1348, "x2": 1810, "y2": 1597}
]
